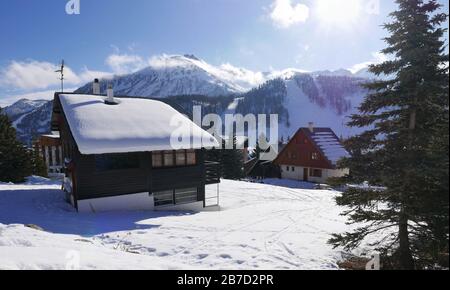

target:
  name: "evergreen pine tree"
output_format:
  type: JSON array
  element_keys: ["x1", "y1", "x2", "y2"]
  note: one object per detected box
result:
[
  {"x1": 205, "y1": 142, "x2": 224, "y2": 177},
  {"x1": 329, "y1": 0, "x2": 449, "y2": 269},
  {"x1": 30, "y1": 140, "x2": 48, "y2": 178},
  {"x1": 222, "y1": 134, "x2": 244, "y2": 180},
  {"x1": 250, "y1": 141, "x2": 262, "y2": 160},
  {"x1": 0, "y1": 107, "x2": 33, "y2": 183}
]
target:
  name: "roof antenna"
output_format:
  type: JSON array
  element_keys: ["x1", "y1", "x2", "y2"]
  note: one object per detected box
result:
[{"x1": 55, "y1": 59, "x2": 65, "y2": 93}]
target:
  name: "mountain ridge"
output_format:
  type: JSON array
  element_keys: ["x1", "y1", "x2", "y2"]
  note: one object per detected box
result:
[{"x1": 4, "y1": 54, "x2": 372, "y2": 145}]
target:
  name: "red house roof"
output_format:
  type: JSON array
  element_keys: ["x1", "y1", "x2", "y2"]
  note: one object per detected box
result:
[
  {"x1": 274, "y1": 127, "x2": 349, "y2": 169},
  {"x1": 302, "y1": 128, "x2": 349, "y2": 165}
]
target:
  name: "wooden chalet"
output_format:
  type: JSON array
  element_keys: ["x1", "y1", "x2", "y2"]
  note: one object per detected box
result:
[
  {"x1": 51, "y1": 87, "x2": 220, "y2": 213},
  {"x1": 273, "y1": 123, "x2": 350, "y2": 184}
]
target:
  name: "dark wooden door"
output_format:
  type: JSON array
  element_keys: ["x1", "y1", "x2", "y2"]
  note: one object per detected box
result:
[{"x1": 303, "y1": 168, "x2": 308, "y2": 181}]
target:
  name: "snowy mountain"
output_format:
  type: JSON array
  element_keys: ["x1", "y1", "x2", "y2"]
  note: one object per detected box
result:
[
  {"x1": 236, "y1": 73, "x2": 369, "y2": 138},
  {"x1": 76, "y1": 54, "x2": 260, "y2": 97},
  {"x1": 4, "y1": 54, "x2": 371, "y2": 145},
  {"x1": 311, "y1": 69, "x2": 355, "y2": 78},
  {"x1": 2, "y1": 99, "x2": 53, "y2": 146},
  {"x1": 3, "y1": 99, "x2": 48, "y2": 121}
]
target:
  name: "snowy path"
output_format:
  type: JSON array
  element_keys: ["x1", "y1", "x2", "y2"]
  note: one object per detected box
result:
[{"x1": 0, "y1": 177, "x2": 350, "y2": 270}]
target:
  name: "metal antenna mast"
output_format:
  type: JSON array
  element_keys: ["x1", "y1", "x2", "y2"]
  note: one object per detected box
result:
[{"x1": 55, "y1": 59, "x2": 65, "y2": 92}]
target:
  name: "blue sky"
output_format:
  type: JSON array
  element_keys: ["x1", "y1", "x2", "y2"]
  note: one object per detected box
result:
[{"x1": 0, "y1": 0, "x2": 448, "y2": 104}]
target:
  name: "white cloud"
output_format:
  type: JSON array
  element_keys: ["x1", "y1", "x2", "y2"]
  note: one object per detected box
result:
[
  {"x1": 218, "y1": 63, "x2": 266, "y2": 89},
  {"x1": 270, "y1": 0, "x2": 309, "y2": 28},
  {"x1": 0, "y1": 60, "x2": 111, "y2": 91},
  {"x1": 268, "y1": 68, "x2": 310, "y2": 80},
  {"x1": 147, "y1": 54, "x2": 186, "y2": 69},
  {"x1": 0, "y1": 61, "x2": 82, "y2": 90},
  {"x1": 105, "y1": 54, "x2": 145, "y2": 75},
  {"x1": 0, "y1": 47, "x2": 143, "y2": 96},
  {"x1": 350, "y1": 52, "x2": 388, "y2": 73},
  {"x1": 78, "y1": 67, "x2": 113, "y2": 82}
]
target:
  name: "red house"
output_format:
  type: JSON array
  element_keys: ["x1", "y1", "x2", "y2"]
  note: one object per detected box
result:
[{"x1": 274, "y1": 123, "x2": 350, "y2": 184}]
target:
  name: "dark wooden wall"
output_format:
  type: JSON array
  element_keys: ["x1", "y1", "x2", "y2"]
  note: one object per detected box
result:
[
  {"x1": 74, "y1": 150, "x2": 206, "y2": 201},
  {"x1": 75, "y1": 153, "x2": 150, "y2": 200}
]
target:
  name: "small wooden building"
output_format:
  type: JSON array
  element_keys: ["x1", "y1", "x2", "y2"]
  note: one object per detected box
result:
[
  {"x1": 244, "y1": 158, "x2": 280, "y2": 180},
  {"x1": 51, "y1": 91, "x2": 220, "y2": 213},
  {"x1": 33, "y1": 134, "x2": 63, "y2": 176},
  {"x1": 244, "y1": 143, "x2": 283, "y2": 179},
  {"x1": 273, "y1": 124, "x2": 349, "y2": 184}
]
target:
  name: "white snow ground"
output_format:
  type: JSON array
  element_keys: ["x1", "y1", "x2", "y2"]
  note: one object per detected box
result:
[{"x1": 1, "y1": 177, "x2": 358, "y2": 270}]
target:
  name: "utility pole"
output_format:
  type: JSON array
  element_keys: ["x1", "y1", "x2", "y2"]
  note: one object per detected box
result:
[{"x1": 55, "y1": 60, "x2": 65, "y2": 93}]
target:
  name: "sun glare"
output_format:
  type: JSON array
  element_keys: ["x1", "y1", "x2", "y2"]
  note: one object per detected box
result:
[{"x1": 316, "y1": 0, "x2": 362, "y2": 27}]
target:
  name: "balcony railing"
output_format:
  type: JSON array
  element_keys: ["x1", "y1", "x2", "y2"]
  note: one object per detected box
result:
[{"x1": 205, "y1": 161, "x2": 221, "y2": 185}]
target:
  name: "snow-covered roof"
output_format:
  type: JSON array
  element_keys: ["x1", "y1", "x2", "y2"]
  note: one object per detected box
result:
[
  {"x1": 307, "y1": 129, "x2": 349, "y2": 165},
  {"x1": 58, "y1": 94, "x2": 218, "y2": 155},
  {"x1": 41, "y1": 133, "x2": 60, "y2": 139}
]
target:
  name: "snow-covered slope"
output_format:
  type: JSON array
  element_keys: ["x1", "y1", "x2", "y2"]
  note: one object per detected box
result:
[
  {"x1": 0, "y1": 177, "x2": 379, "y2": 270},
  {"x1": 281, "y1": 74, "x2": 367, "y2": 138},
  {"x1": 0, "y1": 224, "x2": 187, "y2": 270},
  {"x1": 236, "y1": 73, "x2": 368, "y2": 138}
]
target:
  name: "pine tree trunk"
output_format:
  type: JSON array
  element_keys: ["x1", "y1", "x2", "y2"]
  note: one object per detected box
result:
[
  {"x1": 396, "y1": 109, "x2": 417, "y2": 270},
  {"x1": 398, "y1": 212, "x2": 415, "y2": 269}
]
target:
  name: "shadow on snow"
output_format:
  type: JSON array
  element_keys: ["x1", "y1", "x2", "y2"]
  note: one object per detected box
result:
[{"x1": 0, "y1": 187, "x2": 197, "y2": 237}]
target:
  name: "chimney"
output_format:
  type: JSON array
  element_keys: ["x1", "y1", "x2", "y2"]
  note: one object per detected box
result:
[
  {"x1": 93, "y1": 79, "x2": 100, "y2": 95},
  {"x1": 308, "y1": 122, "x2": 315, "y2": 133},
  {"x1": 105, "y1": 84, "x2": 116, "y2": 105}
]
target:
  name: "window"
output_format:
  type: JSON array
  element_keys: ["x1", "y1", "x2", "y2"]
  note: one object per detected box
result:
[
  {"x1": 187, "y1": 150, "x2": 197, "y2": 165},
  {"x1": 292, "y1": 167, "x2": 295, "y2": 172},
  {"x1": 163, "y1": 151, "x2": 174, "y2": 167},
  {"x1": 95, "y1": 153, "x2": 140, "y2": 172},
  {"x1": 176, "y1": 151, "x2": 186, "y2": 166},
  {"x1": 310, "y1": 168, "x2": 323, "y2": 178},
  {"x1": 175, "y1": 188, "x2": 198, "y2": 204},
  {"x1": 152, "y1": 152, "x2": 163, "y2": 168},
  {"x1": 153, "y1": 188, "x2": 199, "y2": 207},
  {"x1": 153, "y1": 150, "x2": 197, "y2": 168},
  {"x1": 153, "y1": 190, "x2": 174, "y2": 207},
  {"x1": 286, "y1": 166, "x2": 289, "y2": 171},
  {"x1": 311, "y1": 152, "x2": 319, "y2": 160}
]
